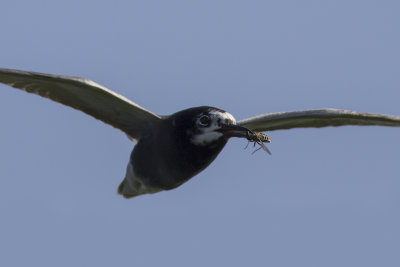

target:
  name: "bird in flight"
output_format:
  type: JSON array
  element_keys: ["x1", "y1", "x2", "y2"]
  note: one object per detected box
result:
[{"x1": 1, "y1": 68, "x2": 399, "y2": 198}]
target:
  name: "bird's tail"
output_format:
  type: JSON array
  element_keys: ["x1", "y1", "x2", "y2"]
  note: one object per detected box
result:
[
  {"x1": 117, "y1": 162, "x2": 143, "y2": 198},
  {"x1": 117, "y1": 162, "x2": 161, "y2": 198},
  {"x1": 117, "y1": 179, "x2": 139, "y2": 199}
]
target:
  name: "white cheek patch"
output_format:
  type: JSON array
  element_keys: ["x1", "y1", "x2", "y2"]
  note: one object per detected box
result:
[
  {"x1": 191, "y1": 131, "x2": 223, "y2": 146},
  {"x1": 191, "y1": 118, "x2": 222, "y2": 145},
  {"x1": 190, "y1": 110, "x2": 237, "y2": 146}
]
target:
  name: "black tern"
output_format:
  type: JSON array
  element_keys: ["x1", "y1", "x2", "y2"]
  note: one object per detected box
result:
[{"x1": 1, "y1": 68, "x2": 400, "y2": 198}]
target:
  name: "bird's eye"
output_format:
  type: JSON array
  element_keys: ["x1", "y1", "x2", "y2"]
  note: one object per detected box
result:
[{"x1": 198, "y1": 115, "x2": 211, "y2": 126}]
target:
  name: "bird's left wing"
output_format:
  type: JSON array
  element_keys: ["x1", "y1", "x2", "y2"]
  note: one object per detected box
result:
[
  {"x1": 238, "y1": 109, "x2": 400, "y2": 132},
  {"x1": 0, "y1": 68, "x2": 162, "y2": 139}
]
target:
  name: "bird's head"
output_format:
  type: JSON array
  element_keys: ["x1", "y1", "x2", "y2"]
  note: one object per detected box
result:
[{"x1": 170, "y1": 106, "x2": 250, "y2": 147}]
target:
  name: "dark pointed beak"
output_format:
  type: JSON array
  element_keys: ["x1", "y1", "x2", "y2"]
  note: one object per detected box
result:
[{"x1": 217, "y1": 124, "x2": 251, "y2": 138}]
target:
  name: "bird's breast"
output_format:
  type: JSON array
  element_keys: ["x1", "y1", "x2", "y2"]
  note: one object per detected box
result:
[{"x1": 130, "y1": 132, "x2": 227, "y2": 191}]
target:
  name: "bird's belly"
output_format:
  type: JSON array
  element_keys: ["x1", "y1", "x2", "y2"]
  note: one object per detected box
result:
[{"x1": 130, "y1": 148, "x2": 215, "y2": 191}]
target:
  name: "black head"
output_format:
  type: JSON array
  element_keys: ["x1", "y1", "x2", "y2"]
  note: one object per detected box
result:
[{"x1": 169, "y1": 106, "x2": 250, "y2": 148}]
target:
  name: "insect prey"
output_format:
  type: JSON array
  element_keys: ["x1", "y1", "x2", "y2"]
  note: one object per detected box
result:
[{"x1": 245, "y1": 130, "x2": 272, "y2": 155}]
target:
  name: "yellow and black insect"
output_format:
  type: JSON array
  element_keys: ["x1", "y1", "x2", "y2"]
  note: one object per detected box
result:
[{"x1": 245, "y1": 130, "x2": 272, "y2": 155}]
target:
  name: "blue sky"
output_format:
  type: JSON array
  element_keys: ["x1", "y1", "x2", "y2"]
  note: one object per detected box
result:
[{"x1": 1, "y1": 1, "x2": 399, "y2": 266}]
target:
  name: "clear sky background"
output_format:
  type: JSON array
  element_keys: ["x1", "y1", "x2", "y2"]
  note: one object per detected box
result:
[{"x1": 0, "y1": 1, "x2": 399, "y2": 266}]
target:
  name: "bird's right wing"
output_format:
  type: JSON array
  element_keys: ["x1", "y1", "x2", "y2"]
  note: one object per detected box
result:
[
  {"x1": 0, "y1": 68, "x2": 162, "y2": 139},
  {"x1": 238, "y1": 109, "x2": 400, "y2": 132}
]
